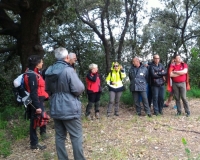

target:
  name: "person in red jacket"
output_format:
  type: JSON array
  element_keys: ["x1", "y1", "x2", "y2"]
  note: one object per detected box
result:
[
  {"x1": 85, "y1": 63, "x2": 101, "y2": 120},
  {"x1": 24, "y1": 55, "x2": 49, "y2": 150},
  {"x1": 170, "y1": 55, "x2": 190, "y2": 116}
]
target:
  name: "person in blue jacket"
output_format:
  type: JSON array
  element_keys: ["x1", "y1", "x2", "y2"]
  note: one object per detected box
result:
[{"x1": 129, "y1": 57, "x2": 151, "y2": 117}]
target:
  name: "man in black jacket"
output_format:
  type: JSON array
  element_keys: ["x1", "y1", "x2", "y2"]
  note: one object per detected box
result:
[{"x1": 149, "y1": 54, "x2": 167, "y2": 115}]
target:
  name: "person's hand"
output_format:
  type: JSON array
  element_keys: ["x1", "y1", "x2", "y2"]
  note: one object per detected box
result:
[
  {"x1": 36, "y1": 108, "x2": 42, "y2": 114},
  {"x1": 120, "y1": 65, "x2": 123, "y2": 70},
  {"x1": 112, "y1": 82, "x2": 116, "y2": 85}
]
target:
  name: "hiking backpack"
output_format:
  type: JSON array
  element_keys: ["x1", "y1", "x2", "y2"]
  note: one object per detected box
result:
[{"x1": 13, "y1": 70, "x2": 38, "y2": 107}]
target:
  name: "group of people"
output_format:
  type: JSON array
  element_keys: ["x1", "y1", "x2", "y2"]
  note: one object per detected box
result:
[
  {"x1": 25, "y1": 48, "x2": 86, "y2": 159},
  {"x1": 129, "y1": 54, "x2": 190, "y2": 117},
  {"x1": 24, "y1": 46, "x2": 190, "y2": 160}
]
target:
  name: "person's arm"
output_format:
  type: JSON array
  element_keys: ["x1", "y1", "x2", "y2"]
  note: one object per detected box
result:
[
  {"x1": 120, "y1": 66, "x2": 126, "y2": 79},
  {"x1": 28, "y1": 73, "x2": 42, "y2": 113},
  {"x1": 86, "y1": 72, "x2": 97, "y2": 82},
  {"x1": 145, "y1": 67, "x2": 149, "y2": 82},
  {"x1": 170, "y1": 63, "x2": 188, "y2": 77},
  {"x1": 106, "y1": 72, "x2": 111, "y2": 85},
  {"x1": 149, "y1": 65, "x2": 160, "y2": 78},
  {"x1": 68, "y1": 68, "x2": 85, "y2": 97},
  {"x1": 172, "y1": 68, "x2": 188, "y2": 75},
  {"x1": 157, "y1": 65, "x2": 167, "y2": 76}
]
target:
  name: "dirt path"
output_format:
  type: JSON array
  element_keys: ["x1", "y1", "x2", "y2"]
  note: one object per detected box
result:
[{"x1": 4, "y1": 98, "x2": 200, "y2": 160}]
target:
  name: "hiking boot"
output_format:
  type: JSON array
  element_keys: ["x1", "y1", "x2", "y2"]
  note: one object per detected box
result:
[
  {"x1": 86, "y1": 114, "x2": 92, "y2": 120},
  {"x1": 186, "y1": 111, "x2": 190, "y2": 117},
  {"x1": 176, "y1": 112, "x2": 181, "y2": 116},
  {"x1": 31, "y1": 144, "x2": 46, "y2": 150},
  {"x1": 137, "y1": 113, "x2": 142, "y2": 116},
  {"x1": 41, "y1": 133, "x2": 49, "y2": 141},
  {"x1": 107, "y1": 113, "x2": 110, "y2": 117},
  {"x1": 147, "y1": 114, "x2": 152, "y2": 117},
  {"x1": 95, "y1": 112, "x2": 100, "y2": 119},
  {"x1": 114, "y1": 112, "x2": 119, "y2": 116},
  {"x1": 159, "y1": 111, "x2": 163, "y2": 115}
]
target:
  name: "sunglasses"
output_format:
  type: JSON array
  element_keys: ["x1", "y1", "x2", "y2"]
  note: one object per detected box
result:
[{"x1": 114, "y1": 65, "x2": 119, "y2": 67}]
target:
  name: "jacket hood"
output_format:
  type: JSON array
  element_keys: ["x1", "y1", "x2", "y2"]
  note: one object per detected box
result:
[
  {"x1": 111, "y1": 62, "x2": 121, "y2": 71},
  {"x1": 45, "y1": 61, "x2": 69, "y2": 82}
]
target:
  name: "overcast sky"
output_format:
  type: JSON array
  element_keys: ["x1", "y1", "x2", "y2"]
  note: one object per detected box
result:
[{"x1": 147, "y1": 0, "x2": 163, "y2": 9}]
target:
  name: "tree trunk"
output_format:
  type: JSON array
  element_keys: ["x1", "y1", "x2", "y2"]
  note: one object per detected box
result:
[{"x1": 19, "y1": 2, "x2": 52, "y2": 72}]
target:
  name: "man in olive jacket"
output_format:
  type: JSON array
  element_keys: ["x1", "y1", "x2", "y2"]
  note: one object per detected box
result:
[
  {"x1": 45, "y1": 47, "x2": 86, "y2": 160},
  {"x1": 129, "y1": 57, "x2": 151, "y2": 117}
]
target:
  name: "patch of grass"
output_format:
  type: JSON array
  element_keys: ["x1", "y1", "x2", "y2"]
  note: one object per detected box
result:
[
  {"x1": 0, "y1": 131, "x2": 12, "y2": 157},
  {"x1": 0, "y1": 105, "x2": 29, "y2": 157},
  {"x1": 11, "y1": 119, "x2": 29, "y2": 140},
  {"x1": 43, "y1": 151, "x2": 52, "y2": 160},
  {"x1": 106, "y1": 145, "x2": 128, "y2": 159},
  {"x1": 187, "y1": 87, "x2": 200, "y2": 98}
]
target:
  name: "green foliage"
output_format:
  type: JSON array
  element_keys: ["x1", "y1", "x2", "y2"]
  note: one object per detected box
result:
[
  {"x1": 189, "y1": 47, "x2": 200, "y2": 88},
  {"x1": 186, "y1": 87, "x2": 200, "y2": 98},
  {"x1": 121, "y1": 89, "x2": 133, "y2": 106},
  {"x1": 0, "y1": 131, "x2": 12, "y2": 157},
  {"x1": 43, "y1": 152, "x2": 52, "y2": 160},
  {"x1": 0, "y1": 75, "x2": 16, "y2": 111},
  {"x1": 0, "y1": 106, "x2": 29, "y2": 157},
  {"x1": 182, "y1": 138, "x2": 191, "y2": 159},
  {"x1": 11, "y1": 119, "x2": 29, "y2": 140},
  {"x1": 99, "y1": 91, "x2": 110, "y2": 107}
]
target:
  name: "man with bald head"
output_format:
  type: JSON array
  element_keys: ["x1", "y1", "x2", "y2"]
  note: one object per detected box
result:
[
  {"x1": 129, "y1": 57, "x2": 151, "y2": 117},
  {"x1": 149, "y1": 54, "x2": 167, "y2": 116}
]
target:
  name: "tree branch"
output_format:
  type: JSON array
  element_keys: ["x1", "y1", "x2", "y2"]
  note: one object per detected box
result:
[
  {"x1": 0, "y1": 1, "x2": 21, "y2": 13},
  {"x1": 0, "y1": 9, "x2": 20, "y2": 38},
  {"x1": 0, "y1": 45, "x2": 17, "y2": 54}
]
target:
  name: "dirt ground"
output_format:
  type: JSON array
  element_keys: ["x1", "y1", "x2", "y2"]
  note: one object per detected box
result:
[{"x1": 3, "y1": 98, "x2": 200, "y2": 160}]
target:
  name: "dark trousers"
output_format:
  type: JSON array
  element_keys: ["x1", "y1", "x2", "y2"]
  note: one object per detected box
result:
[
  {"x1": 54, "y1": 118, "x2": 86, "y2": 160},
  {"x1": 152, "y1": 85, "x2": 165, "y2": 114},
  {"x1": 30, "y1": 98, "x2": 46, "y2": 146},
  {"x1": 148, "y1": 85, "x2": 152, "y2": 107},
  {"x1": 132, "y1": 91, "x2": 151, "y2": 115},
  {"x1": 85, "y1": 92, "x2": 101, "y2": 116}
]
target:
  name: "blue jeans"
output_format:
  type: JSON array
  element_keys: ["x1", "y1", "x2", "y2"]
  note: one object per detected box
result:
[{"x1": 152, "y1": 85, "x2": 165, "y2": 114}]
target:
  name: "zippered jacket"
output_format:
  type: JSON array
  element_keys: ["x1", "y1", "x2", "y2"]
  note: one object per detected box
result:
[
  {"x1": 106, "y1": 63, "x2": 126, "y2": 92},
  {"x1": 149, "y1": 63, "x2": 167, "y2": 86},
  {"x1": 86, "y1": 72, "x2": 101, "y2": 93},
  {"x1": 45, "y1": 60, "x2": 85, "y2": 120},
  {"x1": 129, "y1": 64, "x2": 148, "y2": 91},
  {"x1": 24, "y1": 68, "x2": 49, "y2": 109}
]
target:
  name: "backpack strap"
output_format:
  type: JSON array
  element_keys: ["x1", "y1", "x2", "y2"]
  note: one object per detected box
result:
[{"x1": 110, "y1": 70, "x2": 122, "y2": 81}]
